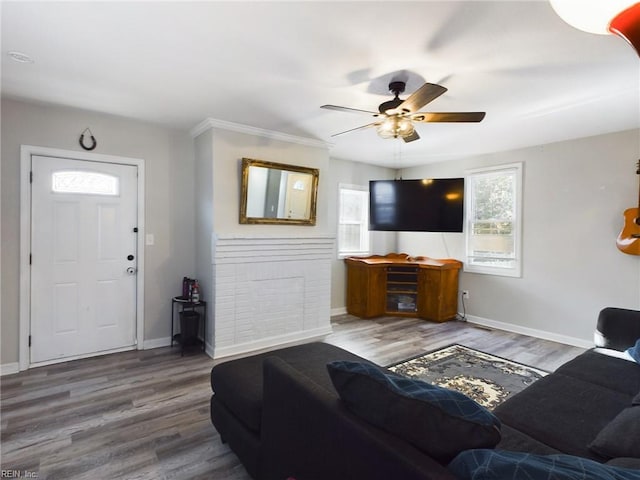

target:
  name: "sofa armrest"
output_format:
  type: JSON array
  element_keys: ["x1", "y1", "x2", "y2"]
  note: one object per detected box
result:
[
  {"x1": 260, "y1": 356, "x2": 456, "y2": 480},
  {"x1": 595, "y1": 308, "x2": 640, "y2": 351}
]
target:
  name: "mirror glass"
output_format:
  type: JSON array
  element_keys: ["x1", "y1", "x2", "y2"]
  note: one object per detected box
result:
[{"x1": 240, "y1": 158, "x2": 319, "y2": 225}]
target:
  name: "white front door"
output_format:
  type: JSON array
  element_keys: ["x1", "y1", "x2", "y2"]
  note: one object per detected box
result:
[
  {"x1": 284, "y1": 172, "x2": 312, "y2": 219},
  {"x1": 30, "y1": 155, "x2": 138, "y2": 364}
]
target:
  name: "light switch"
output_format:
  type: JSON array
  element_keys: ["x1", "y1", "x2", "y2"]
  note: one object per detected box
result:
[{"x1": 145, "y1": 234, "x2": 155, "y2": 246}]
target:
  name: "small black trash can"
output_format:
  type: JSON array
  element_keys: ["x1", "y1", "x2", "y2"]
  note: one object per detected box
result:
[{"x1": 179, "y1": 310, "x2": 200, "y2": 355}]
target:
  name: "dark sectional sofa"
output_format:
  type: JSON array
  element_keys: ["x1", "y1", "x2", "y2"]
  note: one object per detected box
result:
[{"x1": 210, "y1": 307, "x2": 640, "y2": 479}]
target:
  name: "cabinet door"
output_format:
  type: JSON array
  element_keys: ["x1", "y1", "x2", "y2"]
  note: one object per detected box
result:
[
  {"x1": 418, "y1": 268, "x2": 459, "y2": 322},
  {"x1": 346, "y1": 265, "x2": 385, "y2": 318},
  {"x1": 438, "y1": 269, "x2": 460, "y2": 321},
  {"x1": 367, "y1": 267, "x2": 386, "y2": 317},
  {"x1": 346, "y1": 265, "x2": 367, "y2": 316},
  {"x1": 417, "y1": 269, "x2": 439, "y2": 320}
]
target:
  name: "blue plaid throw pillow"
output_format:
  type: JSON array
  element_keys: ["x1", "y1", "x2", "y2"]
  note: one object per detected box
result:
[
  {"x1": 626, "y1": 338, "x2": 640, "y2": 363},
  {"x1": 449, "y1": 449, "x2": 640, "y2": 480},
  {"x1": 327, "y1": 360, "x2": 501, "y2": 462}
]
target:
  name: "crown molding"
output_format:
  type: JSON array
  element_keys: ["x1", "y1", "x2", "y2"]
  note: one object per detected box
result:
[{"x1": 190, "y1": 117, "x2": 330, "y2": 149}]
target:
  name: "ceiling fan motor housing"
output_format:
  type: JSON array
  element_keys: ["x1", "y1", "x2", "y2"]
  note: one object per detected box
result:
[
  {"x1": 388, "y1": 81, "x2": 406, "y2": 95},
  {"x1": 379, "y1": 81, "x2": 408, "y2": 113},
  {"x1": 378, "y1": 98, "x2": 403, "y2": 114}
]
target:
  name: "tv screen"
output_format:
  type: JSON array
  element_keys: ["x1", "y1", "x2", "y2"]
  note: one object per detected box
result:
[{"x1": 369, "y1": 178, "x2": 464, "y2": 232}]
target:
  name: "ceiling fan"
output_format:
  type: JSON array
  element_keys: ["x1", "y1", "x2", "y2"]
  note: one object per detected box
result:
[{"x1": 321, "y1": 81, "x2": 485, "y2": 143}]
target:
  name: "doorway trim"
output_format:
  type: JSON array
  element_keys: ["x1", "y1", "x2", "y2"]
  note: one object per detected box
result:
[{"x1": 19, "y1": 145, "x2": 145, "y2": 371}]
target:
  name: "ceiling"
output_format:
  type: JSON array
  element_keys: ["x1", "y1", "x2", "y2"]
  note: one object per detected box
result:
[{"x1": 2, "y1": 1, "x2": 639, "y2": 168}]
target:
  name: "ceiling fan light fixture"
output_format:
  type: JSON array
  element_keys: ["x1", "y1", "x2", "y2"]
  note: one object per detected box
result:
[{"x1": 376, "y1": 115, "x2": 415, "y2": 139}]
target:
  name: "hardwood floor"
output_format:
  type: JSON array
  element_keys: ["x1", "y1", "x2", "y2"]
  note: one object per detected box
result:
[
  {"x1": 1, "y1": 315, "x2": 585, "y2": 479},
  {"x1": 326, "y1": 314, "x2": 586, "y2": 372}
]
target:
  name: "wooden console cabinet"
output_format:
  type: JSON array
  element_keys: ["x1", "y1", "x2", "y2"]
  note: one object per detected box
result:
[{"x1": 345, "y1": 253, "x2": 462, "y2": 322}]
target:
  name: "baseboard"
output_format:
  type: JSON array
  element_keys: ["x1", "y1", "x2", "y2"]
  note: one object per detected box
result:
[
  {"x1": 205, "y1": 341, "x2": 214, "y2": 359},
  {"x1": 331, "y1": 307, "x2": 347, "y2": 316},
  {"x1": 212, "y1": 325, "x2": 333, "y2": 361},
  {"x1": 142, "y1": 337, "x2": 171, "y2": 350},
  {"x1": 1, "y1": 362, "x2": 20, "y2": 376},
  {"x1": 464, "y1": 314, "x2": 594, "y2": 349},
  {"x1": 144, "y1": 335, "x2": 215, "y2": 360},
  {"x1": 29, "y1": 346, "x2": 136, "y2": 369}
]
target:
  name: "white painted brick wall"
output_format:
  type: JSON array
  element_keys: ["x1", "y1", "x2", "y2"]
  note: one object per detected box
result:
[{"x1": 211, "y1": 235, "x2": 334, "y2": 358}]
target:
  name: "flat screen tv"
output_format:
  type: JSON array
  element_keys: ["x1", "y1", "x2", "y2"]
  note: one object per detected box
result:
[{"x1": 369, "y1": 178, "x2": 464, "y2": 232}]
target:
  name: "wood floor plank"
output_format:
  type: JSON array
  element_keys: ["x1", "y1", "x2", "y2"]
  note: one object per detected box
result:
[{"x1": 0, "y1": 314, "x2": 586, "y2": 479}]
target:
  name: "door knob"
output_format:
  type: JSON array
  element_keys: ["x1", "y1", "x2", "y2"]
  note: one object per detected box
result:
[{"x1": 126, "y1": 267, "x2": 137, "y2": 275}]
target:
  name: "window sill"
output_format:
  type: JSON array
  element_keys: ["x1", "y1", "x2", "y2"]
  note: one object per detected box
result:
[
  {"x1": 464, "y1": 263, "x2": 522, "y2": 278},
  {"x1": 338, "y1": 252, "x2": 370, "y2": 260}
]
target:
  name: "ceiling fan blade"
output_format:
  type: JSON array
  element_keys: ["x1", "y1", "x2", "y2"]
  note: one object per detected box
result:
[
  {"x1": 402, "y1": 131, "x2": 420, "y2": 143},
  {"x1": 397, "y1": 83, "x2": 447, "y2": 113},
  {"x1": 330, "y1": 122, "x2": 378, "y2": 137},
  {"x1": 321, "y1": 105, "x2": 379, "y2": 116},
  {"x1": 411, "y1": 112, "x2": 486, "y2": 123}
]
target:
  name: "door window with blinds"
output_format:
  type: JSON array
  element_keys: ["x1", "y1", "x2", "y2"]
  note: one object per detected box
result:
[
  {"x1": 465, "y1": 163, "x2": 523, "y2": 277},
  {"x1": 338, "y1": 184, "x2": 370, "y2": 258}
]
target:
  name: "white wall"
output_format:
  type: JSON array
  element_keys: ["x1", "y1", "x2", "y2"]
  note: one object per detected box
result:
[
  {"x1": 326, "y1": 157, "x2": 397, "y2": 312},
  {"x1": 1, "y1": 98, "x2": 196, "y2": 367},
  {"x1": 193, "y1": 129, "x2": 214, "y2": 347},
  {"x1": 398, "y1": 129, "x2": 640, "y2": 346}
]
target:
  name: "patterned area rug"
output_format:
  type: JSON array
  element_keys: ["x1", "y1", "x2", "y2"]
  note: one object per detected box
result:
[{"x1": 388, "y1": 344, "x2": 548, "y2": 410}]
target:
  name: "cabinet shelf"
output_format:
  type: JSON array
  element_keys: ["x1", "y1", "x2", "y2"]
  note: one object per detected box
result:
[
  {"x1": 386, "y1": 265, "x2": 418, "y2": 313},
  {"x1": 387, "y1": 284, "x2": 418, "y2": 292}
]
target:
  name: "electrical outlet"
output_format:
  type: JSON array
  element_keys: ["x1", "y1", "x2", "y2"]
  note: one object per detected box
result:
[{"x1": 462, "y1": 290, "x2": 470, "y2": 299}]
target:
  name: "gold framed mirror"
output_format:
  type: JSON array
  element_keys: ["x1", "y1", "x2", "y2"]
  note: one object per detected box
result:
[{"x1": 239, "y1": 158, "x2": 319, "y2": 225}]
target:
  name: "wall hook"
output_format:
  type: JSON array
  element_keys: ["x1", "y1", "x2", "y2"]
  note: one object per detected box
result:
[{"x1": 79, "y1": 127, "x2": 97, "y2": 151}]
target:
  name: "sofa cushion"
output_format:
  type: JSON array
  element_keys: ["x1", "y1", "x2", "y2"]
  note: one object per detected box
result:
[
  {"x1": 327, "y1": 360, "x2": 501, "y2": 463},
  {"x1": 555, "y1": 350, "x2": 640, "y2": 396},
  {"x1": 494, "y1": 372, "x2": 630, "y2": 460},
  {"x1": 210, "y1": 342, "x2": 368, "y2": 433},
  {"x1": 589, "y1": 406, "x2": 640, "y2": 459},
  {"x1": 497, "y1": 424, "x2": 562, "y2": 456},
  {"x1": 448, "y1": 449, "x2": 640, "y2": 480}
]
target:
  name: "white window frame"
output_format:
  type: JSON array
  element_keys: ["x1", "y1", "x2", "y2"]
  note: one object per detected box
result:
[
  {"x1": 337, "y1": 183, "x2": 370, "y2": 258},
  {"x1": 464, "y1": 162, "x2": 523, "y2": 277}
]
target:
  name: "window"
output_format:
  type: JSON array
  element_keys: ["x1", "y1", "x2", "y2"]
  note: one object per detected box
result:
[
  {"x1": 465, "y1": 163, "x2": 522, "y2": 277},
  {"x1": 52, "y1": 170, "x2": 119, "y2": 196},
  {"x1": 338, "y1": 184, "x2": 370, "y2": 258}
]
